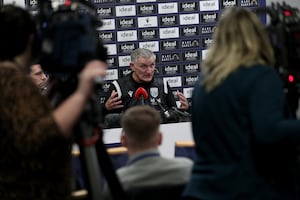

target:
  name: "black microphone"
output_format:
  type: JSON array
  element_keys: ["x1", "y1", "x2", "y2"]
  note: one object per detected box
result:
[
  {"x1": 134, "y1": 87, "x2": 148, "y2": 105},
  {"x1": 171, "y1": 106, "x2": 191, "y2": 118},
  {"x1": 154, "y1": 98, "x2": 171, "y2": 118}
]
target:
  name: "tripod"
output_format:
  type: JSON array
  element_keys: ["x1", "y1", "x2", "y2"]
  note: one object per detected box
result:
[{"x1": 74, "y1": 93, "x2": 128, "y2": 200}]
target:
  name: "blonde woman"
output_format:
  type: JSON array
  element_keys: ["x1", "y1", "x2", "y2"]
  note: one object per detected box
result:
[{"x1": 182, "y1": 7, "x2": 300, "y2": 200}]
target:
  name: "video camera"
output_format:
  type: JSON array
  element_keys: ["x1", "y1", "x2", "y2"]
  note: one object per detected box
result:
[
  {"x1": 256, "y1": 2, "x2": 300, "y2": 115},
  {"x1": 35, "y1": 0, "x2": 107, "y2": 76}
]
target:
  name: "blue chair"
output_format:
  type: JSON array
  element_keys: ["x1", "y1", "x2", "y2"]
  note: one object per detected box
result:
[
  {"x1": 174, "y1": 140, "x2": 196, "y2": 161},
  {"x1": 107, "y1": 146, "x2": 128, "y2": 169}
]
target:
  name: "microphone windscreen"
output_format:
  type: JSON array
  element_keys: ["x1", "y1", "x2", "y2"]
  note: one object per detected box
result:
[{"x1": 134, "y1": 87, "x2": 149, "y2": 100}]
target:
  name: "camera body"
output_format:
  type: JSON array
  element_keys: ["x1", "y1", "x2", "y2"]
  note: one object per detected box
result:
[
  {"x1": 37, "y1": 0, "x2": 107, "y2": 76},
  {"x1": 257, "y1": 3, "x2": 300, "y2": 115},
  {"x1": 259, "y1": 3, "x2": 300, "y2": 83}
]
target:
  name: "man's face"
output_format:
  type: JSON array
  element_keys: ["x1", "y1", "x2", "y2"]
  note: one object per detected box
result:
[
  {"x1": 130, "y1": 56, "x2": 155, "y2": 83},
  {"x1": 29, "y1": 64, "x2": 48, "y2": 90}
]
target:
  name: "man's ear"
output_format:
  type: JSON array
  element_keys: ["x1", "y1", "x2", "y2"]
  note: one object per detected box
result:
[{"x1": 121, "y1": 131, "x2": 128, "y2": 148}]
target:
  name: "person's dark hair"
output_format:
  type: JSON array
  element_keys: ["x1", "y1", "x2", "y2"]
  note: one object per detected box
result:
[
  {"x1": 0, "y1": 5, "x2": 37, "y2": 61},
  {"x1": 121, "y1": 105, "x2": 161, "y2": 145}
]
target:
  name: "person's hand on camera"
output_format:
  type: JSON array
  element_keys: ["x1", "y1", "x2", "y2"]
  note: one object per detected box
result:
[
  {"x1": 177, "y1": 91, "x2": 189, "y2": 110},
  {"x1": 105, "y1": 90, "x2": 124, "y2": 110},
  {"x1": 53, "y1": 60, "x2": 107, "y2": 136},
  {"x1": 77, "y1": 60, "x2": 107, "y2": 99}
]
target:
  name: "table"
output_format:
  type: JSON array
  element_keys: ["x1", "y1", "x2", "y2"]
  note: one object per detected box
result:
[{"x1": 103, "y1": 122, "x2": 193, "y2": 158}]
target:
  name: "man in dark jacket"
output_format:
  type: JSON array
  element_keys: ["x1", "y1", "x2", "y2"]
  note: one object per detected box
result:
[{"x1": 103, "y1": 48, "x2": 189, "y2": 126}]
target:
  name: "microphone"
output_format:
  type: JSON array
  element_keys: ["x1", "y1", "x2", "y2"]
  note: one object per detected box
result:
[
  {"x1": 134, "y1": 87, "x2": 148, "y2": 105},
  {"x1": 171, "y1": 107, "x2": 191, "y2": 118},
  {"x1": 154, "y1": 98, "x2": 171, "y2": 118}
]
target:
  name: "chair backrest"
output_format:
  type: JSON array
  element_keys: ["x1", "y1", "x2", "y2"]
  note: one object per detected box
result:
[
  {"x1": 107, "y1": 146, "x2": 128, "y2": 169},
  {"x1": 174, "y1": 140, "x2": 196, "y2": 161},
  {"x1": 126, "y1": 184, "x2": 186, "y2": 200}
]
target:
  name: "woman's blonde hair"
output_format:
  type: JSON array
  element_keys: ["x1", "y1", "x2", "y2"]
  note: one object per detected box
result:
[{"x1": 202, "y1": 7, "x2": 275, "y2": 92}]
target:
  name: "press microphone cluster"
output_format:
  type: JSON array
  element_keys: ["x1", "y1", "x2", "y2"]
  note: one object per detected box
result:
[{"x1": 134, "y1": 87, "x2": 148, "y2": 105}]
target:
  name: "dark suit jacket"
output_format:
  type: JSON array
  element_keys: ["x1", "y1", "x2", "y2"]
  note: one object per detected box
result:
[{"x1": 183, "y1": 65, "x2": 300, "y2": 200}]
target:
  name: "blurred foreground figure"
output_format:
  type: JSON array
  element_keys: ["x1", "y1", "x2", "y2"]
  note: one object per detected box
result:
[
  {"x1": 182, "y1": 7, "x2": 300, "y2": 200},
  {"x1": 0, "y1": 5, "x2": 107, "y2": 200}
]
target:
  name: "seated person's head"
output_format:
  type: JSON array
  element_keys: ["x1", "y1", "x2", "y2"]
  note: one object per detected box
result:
[
  {"x1": 28, "y1": 64, "x2": 48, "y2": 92},
  {"x1": 130, "y1": 48, "x2": 156, "y2": 83},
  {"x1": 121, "y1": 105, "x2": 162, "y2": 152}
]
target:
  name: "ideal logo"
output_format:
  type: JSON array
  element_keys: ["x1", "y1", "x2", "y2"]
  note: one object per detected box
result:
[
  {"x1": 184, "y1": 76, "x2": 199, "y2": 86},
  {"x1": 105, "y1": 69, "x2": 118, "y2": 81},
  {"x1": 180, "y1": 26, "x2": 199, "y2": 37},
  {"x1": 117, "y1": 18, "x2": 136, "y2": 29},
  {"x1": 106, "y1": 57, "x2": 116, "y2": 66},
  {"x1": 116, "y1": 5, "x2": 136, "y2": 17},
  {"x1": 139, "y1": 41, "x2": 159, "y2": 52},
  {"x1": 138, "y1": 16, "x2": 158, "y2": 28},
  {"x1": 98, "y1": 32, "x2": 115, "y2": 42},
  {"x1": 139, "y1": 29, "x2": 158, "y2": 40},
  {"x1": 96, "y1": 7, "x2": 113, "y2": 17},
  {"x1": 202, "y1": 38, "x2": 213, "y2": 48},
  {"x1": 180, "y1": 2, "x2": 198, "y2": 12},
  {"x1": 180, "y1": 13, "x2": 199, "y2": 25},
  {"x1": 159, "y1": 27, "x2": 179, "y2": 39},
  {"x1": 201, "y1": 26, "x2": 216, "y2": 34},
  {"x1": 163, "y1": 65, "x2": 180, "y2": 75},
  {"x1": 118, "y1": 55, "x2": 131, "y2": 67},
  {"x1": 241, "y1": 0, "x2": 258, "y2": 7},
  {"x1": 105, "y1": 44, "x2": 117, "y2": 55},
  {"x1": 160, "y1": 15, "x2": 178, "y2": 26},
  {"x1": 183, "y1": 63, "x2": 200, "y2": 73},
  {"x1": 183, "y1": 87, "x2": 194, "y2": 98},
  {"x1": 222, "y1": 0, "x2": 237, "y2": 8},
  {"x1": 161, "y1": 53, "x2": 180, "y2": 62},
  {"x1": 138, "y1": 4, "x2": 156, "y2": 15},
  {"x1": 158, "y1": 2, "x2": 178, "y2": 14},
  {"x1": 201, "y1": 13, "x2": 218, "y2": 23},
  {"x1": 118, "y1": 43, "x2": 137, "y2": 54},
  {"x1": 183, "y1": 51, "x2": 200, "y2": 61},
  {"x1": 163, "y1": 76, "x2": 182, "y2": 88},
  {"x1": 199, "y1": 0, "x2": 219, "y2": 11},
  {"x1": 99, "y1": 19, "x2": 115, "y2": 30},
  {"x1": 181, "y1": 39, "x2": 200, "y2": 48},
  {"x1": 160, "y1": 40, "x2": 179, "y2": 50},
  {"x1": 93, "y1": 0, "x2": 113, "y2": 3},
  {"x1": 117, "y1": 30, "x2": 137, "y2": 42}
]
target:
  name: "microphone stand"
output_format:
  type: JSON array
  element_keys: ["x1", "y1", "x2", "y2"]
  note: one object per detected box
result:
[{"x1": 139, "y1": 95, "x2": 145, "y2": 105}]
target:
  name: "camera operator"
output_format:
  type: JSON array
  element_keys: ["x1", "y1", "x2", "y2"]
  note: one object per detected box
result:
[{"x1": 0, "y1": 4, "x2": 107, "y2": 200}]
